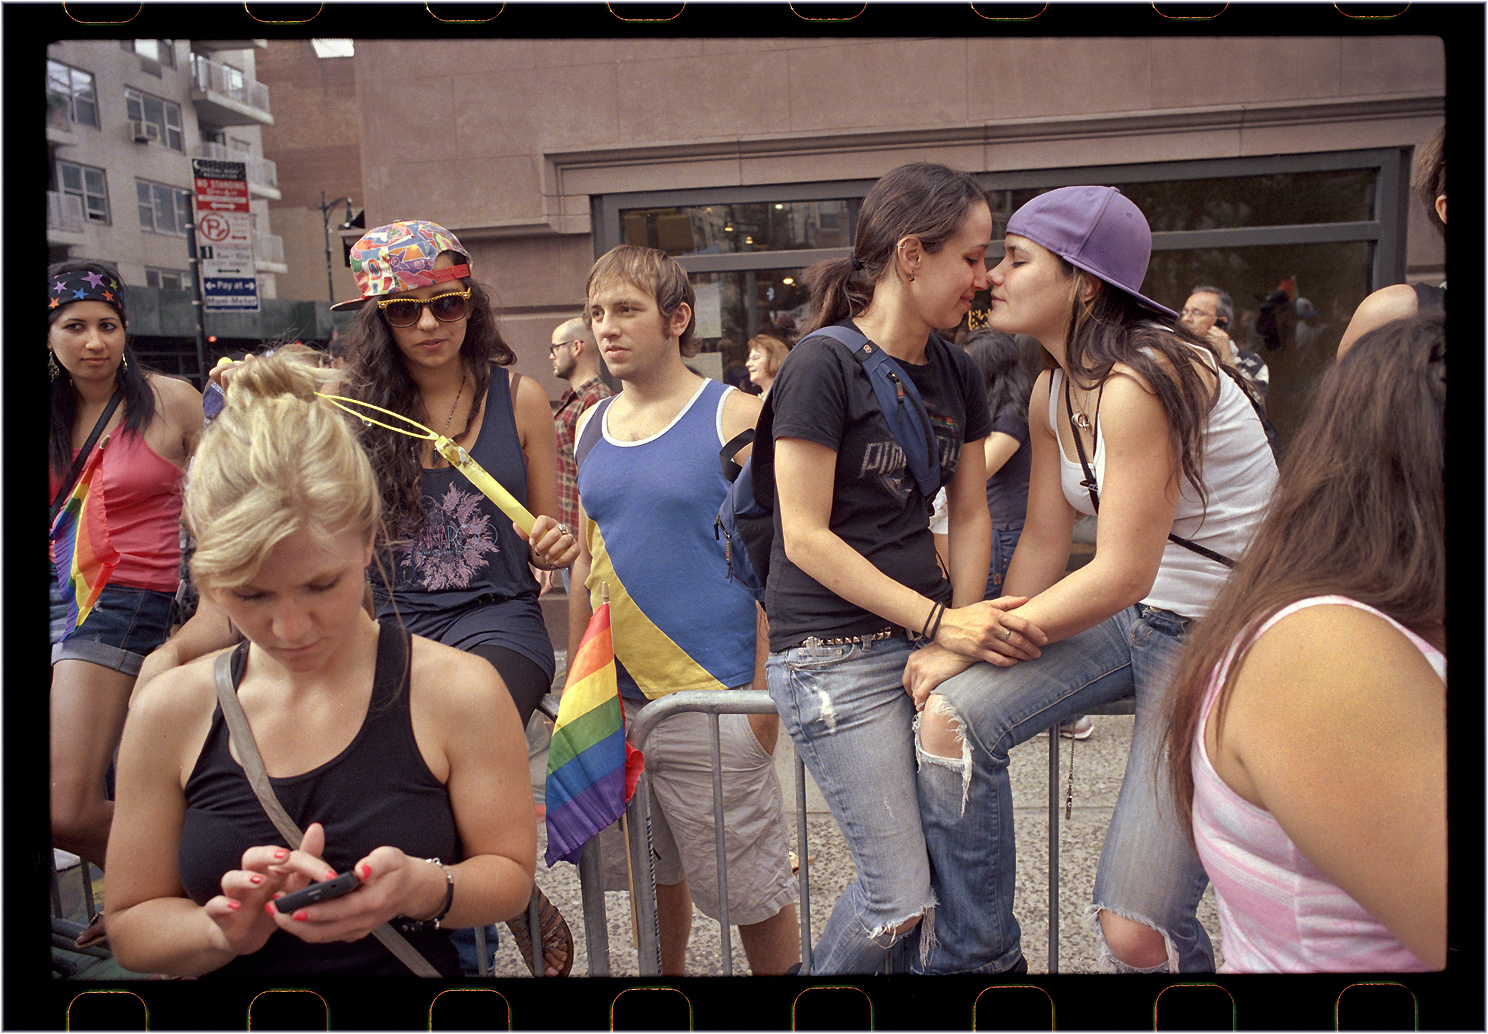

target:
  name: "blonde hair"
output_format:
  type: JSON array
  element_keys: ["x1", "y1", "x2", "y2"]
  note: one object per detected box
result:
[
  {"x1": 184, "y1": 347, "x2": 381, "y2": 592},
  {"x1": 747, "y1": 333, "x2": 790, "y2": 377}
]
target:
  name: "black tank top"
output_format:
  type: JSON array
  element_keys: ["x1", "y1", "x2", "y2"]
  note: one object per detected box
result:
[{"x1": 178, "y1": 623, "x2": 462, "y2": 977}]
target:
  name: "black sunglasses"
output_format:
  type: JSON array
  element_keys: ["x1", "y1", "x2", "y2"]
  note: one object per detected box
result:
[{"x1": 377, "y1": 289, "x2": 471, "y2": 329}]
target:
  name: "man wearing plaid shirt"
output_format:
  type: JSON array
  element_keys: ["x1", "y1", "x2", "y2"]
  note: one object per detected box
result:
[{"x1": 550, "y1": 317, "x2": 612, "y2": 591}]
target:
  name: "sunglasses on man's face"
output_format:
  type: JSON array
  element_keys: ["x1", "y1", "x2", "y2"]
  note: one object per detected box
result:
[{"x1": 377, "y1": 289, "x2": 471, "y2": 328}]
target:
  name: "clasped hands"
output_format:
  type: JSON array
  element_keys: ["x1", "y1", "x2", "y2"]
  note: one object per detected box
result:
[
  {"x1": 204, "y1": 822, "x2": 442, "y2": 956},
  {"x1": 904, "y1": 597, "x2": 1048, "y2": 708}
]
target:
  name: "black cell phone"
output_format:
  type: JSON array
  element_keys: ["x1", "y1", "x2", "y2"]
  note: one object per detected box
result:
[{"x1": 273, "y1": 870, "x2": 360, "y2": 913}]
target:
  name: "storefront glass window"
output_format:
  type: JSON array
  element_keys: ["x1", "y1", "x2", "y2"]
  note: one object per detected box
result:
[{"x1": 621, "y1": 199, "x2": 856, "y2": 256}]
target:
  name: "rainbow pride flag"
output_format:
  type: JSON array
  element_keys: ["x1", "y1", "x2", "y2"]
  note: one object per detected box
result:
[
  {"x1": 544, "y1": 600, "x2": 643, "y2": 867},
  {"x1": 49, "y1": 439, "x2": 119, "y2": 638}
]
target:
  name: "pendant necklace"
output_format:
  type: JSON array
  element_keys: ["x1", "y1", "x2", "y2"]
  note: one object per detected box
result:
[{"x1": 426, "y1": 373, "x2": 466, "y2": 468}]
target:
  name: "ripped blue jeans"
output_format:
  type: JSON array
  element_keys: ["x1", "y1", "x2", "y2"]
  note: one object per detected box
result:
[
  {"x1": 913, "y1": 605, "x2": 1214, "y2": 974},
  {"x1": 767, "y1": 633, "x2": 932, "y2": 974}
]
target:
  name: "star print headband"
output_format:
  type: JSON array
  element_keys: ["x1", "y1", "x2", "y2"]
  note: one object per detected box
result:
[
  {"x1": 49, "y1": 268, "x2": 127, "y2": 326},
  {"x1": 329, "y1": 219, "x2": 471, "y2": 311}
]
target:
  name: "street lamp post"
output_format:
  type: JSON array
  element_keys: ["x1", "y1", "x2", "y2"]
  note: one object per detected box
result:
[{"x1": 319, "y1": 191, "x2": 354, "y2": 303}]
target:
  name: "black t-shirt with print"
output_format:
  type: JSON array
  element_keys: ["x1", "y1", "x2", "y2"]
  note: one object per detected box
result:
[{"x1": 765, "y1": 322, "x2": 992, "y2": 651}]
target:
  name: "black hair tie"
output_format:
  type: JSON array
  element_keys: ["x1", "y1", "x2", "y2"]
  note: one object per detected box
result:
[{"x1": 850, "y1": 255, "x2": 865, "y2": 272}]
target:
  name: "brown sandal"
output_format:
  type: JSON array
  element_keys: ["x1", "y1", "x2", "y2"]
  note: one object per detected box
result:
[{"x1": 506, "y1": 887, "x2": 573, "y2": 977}]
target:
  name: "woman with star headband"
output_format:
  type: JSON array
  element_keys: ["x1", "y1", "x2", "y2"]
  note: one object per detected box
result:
[{"x1": 47, "y1": 259, "x2": 204, "y2": 911}]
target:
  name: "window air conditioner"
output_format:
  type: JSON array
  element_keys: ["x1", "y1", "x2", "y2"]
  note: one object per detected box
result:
[{"x1": 130, "y1": 119, "x2": 160, "y2": 144}]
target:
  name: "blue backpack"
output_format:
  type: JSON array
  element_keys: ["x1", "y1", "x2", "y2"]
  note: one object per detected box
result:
[{"x1": 714, "y1": 325, "x2": 942, "y2": 602}]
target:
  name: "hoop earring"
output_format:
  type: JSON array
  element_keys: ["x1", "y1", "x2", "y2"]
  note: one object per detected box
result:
[{"x1": 49, "y1": 351, "x2": 61, "y2": 381}]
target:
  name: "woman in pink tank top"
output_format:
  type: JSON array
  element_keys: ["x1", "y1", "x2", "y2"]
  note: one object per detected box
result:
[
  {"x1": 48, "y1": 260, "x2": 203, "y2": 923},
  {"x1": 1164, "y1": 312, "x2": 1446, "y2": 971}
]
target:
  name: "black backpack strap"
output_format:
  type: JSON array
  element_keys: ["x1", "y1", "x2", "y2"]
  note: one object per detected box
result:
[
  {"x1": 573, "y1": 395, "x2": 615, "y2": 473},
  {"x1": 719, "y1": 428, "x2": 755, "y2": 482}
]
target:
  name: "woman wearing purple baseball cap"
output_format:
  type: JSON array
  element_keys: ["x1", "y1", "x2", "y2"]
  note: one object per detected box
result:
[
  {"x1": 334, "y1": 220, "x2": 576, "y2": 976},
  {"x1": 904, "y1": 187, "x2": 1278, "y2": 974}
]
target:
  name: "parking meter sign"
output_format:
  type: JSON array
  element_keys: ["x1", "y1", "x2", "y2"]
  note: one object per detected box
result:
[{"x1": 191, "y1": 158, "x2": 259, "y2": 312}]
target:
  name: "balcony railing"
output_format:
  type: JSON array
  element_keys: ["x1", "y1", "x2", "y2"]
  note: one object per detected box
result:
[
  {"x1": 190, "y1": 53, "x2": 271, "y2": 120},
  {"x1": 198, "y1": 141, "x2": 278, "y2": 191},
  {"x1": 47, "y1": 191, "x2": 86, "y2": 234}
]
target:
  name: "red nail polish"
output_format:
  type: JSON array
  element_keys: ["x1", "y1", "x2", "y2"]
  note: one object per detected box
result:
[
  {"x1": 357, "y1": 863, "x2": 371, "y2": 880},
  {"x1": 249, "y1": 874, "x2": 264, "y2": 885},
  {"x1": 264, "y1": 902, "x2": 276, "y2": 916},
  {"x1": 273, "y1": 849, "x2": 289, "y2": 860},
  {"x1": 226, "y1": 900, "x2": 241, "y2": 911},
  {"x1": 325, "y1": 869, "x2": 337, "y2": 881},
  {"x1": 293, "y1": 910, "x2": 308, "y2": 922}
]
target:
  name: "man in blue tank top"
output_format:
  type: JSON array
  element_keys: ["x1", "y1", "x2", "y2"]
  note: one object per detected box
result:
[{"x1": 569, "y1": 246, "x2": 799, "y2": 975}]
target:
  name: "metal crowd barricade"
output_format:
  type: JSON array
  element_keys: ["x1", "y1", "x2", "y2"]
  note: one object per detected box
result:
[
  {"x1": 1045, "y1": 693, "x2": 1137, "y2": 973},
  {"x1": 577, "y1": 690, "x2": 812, "y2": 977}
]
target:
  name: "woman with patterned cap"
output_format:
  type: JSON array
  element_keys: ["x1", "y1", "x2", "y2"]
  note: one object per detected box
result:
[
  {"x1": 906, "y1": 187, "x2": 1277, "y2": 975},
  {"x1": 47, "y1": 260, "x2": 203, "y2": 933},
  {"x1": 333, "y1": 220, "x2": 576, "y2": 976}
]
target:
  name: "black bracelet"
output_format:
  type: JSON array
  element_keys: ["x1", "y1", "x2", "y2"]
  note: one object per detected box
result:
[
  {"x1": 393, "y1": 858, "x2": 454, "y2": 933},
  {"x1": 927, "y1": 603, "x2": 946, "y2": 643},
  {"x1": 916, "y1": 601, "x2": 944, "y2": 645}
]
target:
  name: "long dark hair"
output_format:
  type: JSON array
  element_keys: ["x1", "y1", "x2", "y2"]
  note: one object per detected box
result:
[
  {"x1": 1163, "y1": 312, "x2": 1446, "y2": 831},
  {"x1": 340, "y1": 273, "x2": 514, "y2": 542},
  {"x1": 1057, "y1": 263, "x2": 1225, "y2": 507},
  {"x1": 48, "y1": 259, "x2": 156, "y2": 479},
  {"x1": 965, "y1": 330, "x2": 1032, "y2": 428},
  {"x1": 803, "y1": 163, "x2": 990, "y2": 334}
]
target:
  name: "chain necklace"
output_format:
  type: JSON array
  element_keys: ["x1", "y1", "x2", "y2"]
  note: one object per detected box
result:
[
  {"x1": 1067, "y1": 377, "x2": 1100, "y2": 433},
  {"x1": 424, "y1": 373, "x2": 466, "y2": 468}
]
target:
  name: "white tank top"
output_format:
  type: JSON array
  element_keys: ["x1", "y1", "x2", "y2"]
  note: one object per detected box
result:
[{"x1": 1047, "y1": 344, "x2": 1277, "y2": 618}]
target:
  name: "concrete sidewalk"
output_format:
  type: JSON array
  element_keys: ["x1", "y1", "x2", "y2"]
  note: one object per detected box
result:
[{"x1": 515, "y1": 665, "x2": 1222, "y2": 978}]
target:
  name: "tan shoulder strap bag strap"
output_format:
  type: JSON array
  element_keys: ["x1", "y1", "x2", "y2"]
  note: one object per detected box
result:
[{"x1": 212, "y1": 650, "x2": 441, "y2": 977}]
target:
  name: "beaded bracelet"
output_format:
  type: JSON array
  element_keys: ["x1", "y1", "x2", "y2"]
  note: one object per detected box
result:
[{"x1": 393, "y1": 858, "x2": 454, "y2": 933}]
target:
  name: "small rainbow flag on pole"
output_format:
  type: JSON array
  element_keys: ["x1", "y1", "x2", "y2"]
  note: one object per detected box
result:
[
  {"x1": 544, "y1": 591, "x2": 643, "y2": 867},
  {"x1": 49, "y1": 438, "x2": 120, "y2": 638}
]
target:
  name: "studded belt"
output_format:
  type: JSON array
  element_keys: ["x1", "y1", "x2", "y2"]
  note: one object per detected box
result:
[{"x1": 801, "y1": 627, "x2": 898, "y2": 648}]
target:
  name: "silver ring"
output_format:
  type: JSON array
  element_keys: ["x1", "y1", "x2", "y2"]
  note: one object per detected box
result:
[
  {"x1": 556, "y1": 523, "x2": 573, "y2": 538},
  {"x1": 1002, "y1": 628, "x2": 1013, "y2": 641}
]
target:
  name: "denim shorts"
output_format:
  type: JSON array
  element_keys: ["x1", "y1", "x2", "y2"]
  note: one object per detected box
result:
[{"x1": 50, "y1": 567, "x2": 177, "y2": 675}]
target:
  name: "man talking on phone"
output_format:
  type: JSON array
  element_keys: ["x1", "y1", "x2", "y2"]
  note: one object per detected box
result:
[{"x1": 1179, "y1": 284, "x2": 1270, "y2": 401}]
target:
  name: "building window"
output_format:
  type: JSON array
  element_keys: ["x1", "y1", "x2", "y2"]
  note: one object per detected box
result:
[
  {"x1": 136, "y1": 179, "x2": 191, "y2": 236},
  {"x1": 144, "y1": 267, "x2": 187, "y2": 290},
  {"x1": 596, "y1": 148, "x2": 1409, "y2": 448},
  {"x1": 57, "y1": 160, "x2": 110, "y2": 224},
  {"x1": 125, "y1": 88, "x2": 185, "y2": 152},
  {"x1": 46, "y1": 59, "x2": 99, "y2": 129},
  {"x1": 121, "y1": 39, "x2": 177, "y2": 68}
]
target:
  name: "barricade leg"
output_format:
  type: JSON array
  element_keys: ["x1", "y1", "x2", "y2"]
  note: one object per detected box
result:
[
  {"x1": 622, "y1": 691, "x2": 806, "y2": 977},
  {"x1": 1046, "y1": 695, "x2": 1137, "y2": 974}
]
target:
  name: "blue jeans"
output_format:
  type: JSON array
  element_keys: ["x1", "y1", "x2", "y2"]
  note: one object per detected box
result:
[
  {"x1": 912, "y1": 605, "x2": 1213, "y2": 974},
  {"x1": 767, "y1": 634, "x2": 932, "y2": 974}
]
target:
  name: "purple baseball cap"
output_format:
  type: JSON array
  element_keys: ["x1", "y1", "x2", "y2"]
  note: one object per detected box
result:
[{"x1": 1005, "y1": 186, "x2": 1179, "y2": 320}]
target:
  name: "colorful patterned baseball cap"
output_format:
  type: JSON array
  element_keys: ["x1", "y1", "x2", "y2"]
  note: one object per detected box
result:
[
  {"x1": 1005, "y1": 186, "x2": 1179, "y2": 320},
  {"x1": 330, "y1": 220, "x2": 471, "y2": 311}
]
